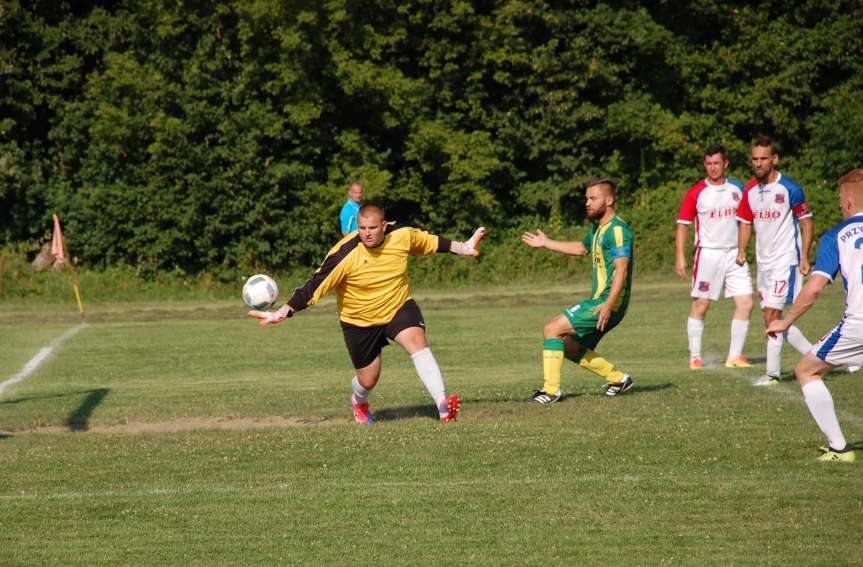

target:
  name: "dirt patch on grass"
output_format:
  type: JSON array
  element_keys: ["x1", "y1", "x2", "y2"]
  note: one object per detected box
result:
[{"x1": 2, "y1": 415, "x2": 340, "y2": 435}]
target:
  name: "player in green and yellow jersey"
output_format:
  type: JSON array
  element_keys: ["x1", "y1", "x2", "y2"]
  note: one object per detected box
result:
[
  {"x1": 522, "y1": 179, "x2": 634, "y2": 403},
  {"x1": 249, "y1": 204, "x2": 485, "y2": 424}
]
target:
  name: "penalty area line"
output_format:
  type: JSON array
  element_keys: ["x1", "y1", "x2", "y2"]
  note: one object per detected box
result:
[{"x1": 0, "y1": 323, "x2": 87, "y2": 398}]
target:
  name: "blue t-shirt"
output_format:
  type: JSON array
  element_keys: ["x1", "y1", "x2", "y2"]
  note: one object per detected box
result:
[{"x1": 340, "y1": 199, "x2": 361, "y2": 234}]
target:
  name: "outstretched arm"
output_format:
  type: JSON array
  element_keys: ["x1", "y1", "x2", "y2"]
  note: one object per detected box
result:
[
  {"x1": 449, "y1": 227, "x2": 486, "y2": 256},
  {"x1": 248, "y1": 304, "x2": 294, "y2": 327},
  {"x1": 522, "y1": 229, "x2": 589, "y2": 256}
]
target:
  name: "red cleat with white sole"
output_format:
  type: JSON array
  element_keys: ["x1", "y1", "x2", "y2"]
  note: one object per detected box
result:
[{"x1": 441, "y1": 393, "x2": 461, "y2": 422}]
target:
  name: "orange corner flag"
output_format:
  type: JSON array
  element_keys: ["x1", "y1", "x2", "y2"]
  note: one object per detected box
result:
[
  {"x1": 51, "y1": 213, "x2": 84, "y2": 318},
  {"x1": 51, "y1": 214, "x2": 65, "y2": 262}
]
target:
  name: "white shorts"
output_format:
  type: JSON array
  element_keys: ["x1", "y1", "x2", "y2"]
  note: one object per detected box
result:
[
  {"x1": 811, "y1": 317, "x2": 863, "y2": 368},
  {"x1": 757, "y1": 264, "x2": 802, "y2": 310},
  {"x1": 691, "y1": 248, "x2": 753, "y2": 301}
]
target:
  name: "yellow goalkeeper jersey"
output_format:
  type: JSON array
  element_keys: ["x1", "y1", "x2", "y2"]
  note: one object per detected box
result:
[{"x1": 287, "y1": 223, "x2": 450, "y2": 327}]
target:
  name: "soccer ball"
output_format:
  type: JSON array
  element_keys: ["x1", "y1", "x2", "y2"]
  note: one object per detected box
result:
[{"x1": 242, "y1": 274, "x2": 279, "y2": 309}]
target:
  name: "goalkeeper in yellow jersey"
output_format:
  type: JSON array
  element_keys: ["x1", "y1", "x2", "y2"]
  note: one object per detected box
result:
[
  {"x1": 522, "y1": 179, "x2": 634, "y2": 403},
  {"x1": 250, "y1": 204, "x2": 485, "y2": 424}
]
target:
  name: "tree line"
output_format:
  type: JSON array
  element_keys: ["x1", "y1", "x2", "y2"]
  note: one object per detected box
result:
[{"x1": 2, "y1": 0, "x2": 862, "y2": 278}]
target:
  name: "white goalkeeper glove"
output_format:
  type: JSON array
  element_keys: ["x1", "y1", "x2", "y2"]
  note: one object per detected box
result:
[
  {"x1": 248, "y1": 304, "x2": 293, "y2": 327},
  {"x1": 450, "y1": 227, "x2": 486, "y2": 257}
]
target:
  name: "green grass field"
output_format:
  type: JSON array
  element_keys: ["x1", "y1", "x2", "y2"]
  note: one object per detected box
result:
[{"x1": 1, "y1": 280, "x2": 861, "y2": 566}]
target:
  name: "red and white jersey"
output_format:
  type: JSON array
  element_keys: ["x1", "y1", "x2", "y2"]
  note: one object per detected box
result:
[
  {"x1": 677, "y1": 177, "x2": 745, "y2": 249},
  {"x1": 736, "y1": 173, "x2": 812, "y2": 268}
]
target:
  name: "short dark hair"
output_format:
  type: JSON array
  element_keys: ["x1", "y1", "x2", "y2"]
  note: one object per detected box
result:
[
  {"x1": 704, "y1": 143, "x2": 727, "y2": 160},
  {"x1": 358, "y1": 203, "x2": 385, "y2": 219},
  {"x1": 752, "y1": 135, "x2": 778, "y2": 155}
]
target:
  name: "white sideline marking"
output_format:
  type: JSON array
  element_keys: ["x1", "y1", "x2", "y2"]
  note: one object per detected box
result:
[
  {"x1": 0, "y1": 323, "x2": 86, "y2": 398},
  {"x1": 0, "y1": 475, "x2": 643, "y2": 502}
]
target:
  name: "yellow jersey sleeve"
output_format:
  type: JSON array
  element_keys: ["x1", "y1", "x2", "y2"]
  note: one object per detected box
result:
[
  {"x1": 287, "y1": 235, "x2": 358, "y2": 311},
  {"x1": 408, "y1": 227, "x2": 446, "y2": 256}
]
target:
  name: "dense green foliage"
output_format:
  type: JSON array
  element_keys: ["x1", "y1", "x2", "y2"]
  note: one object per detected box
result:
[{"x1": 2, "y1": 1, "x2": 862, "y2": 277}]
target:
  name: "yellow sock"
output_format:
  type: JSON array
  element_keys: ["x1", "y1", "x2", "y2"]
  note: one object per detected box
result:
[
  {"x1": 579, "y1": 350, "x2": 624, "y2": 383},
  {"x1": 542, "y1": 338, "x2": 565, "y2": 394}
]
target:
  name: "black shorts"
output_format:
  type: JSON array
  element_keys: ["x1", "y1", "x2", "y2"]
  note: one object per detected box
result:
[{"x1": 340, "y1": 299, "x2": 426, "y2": 369}]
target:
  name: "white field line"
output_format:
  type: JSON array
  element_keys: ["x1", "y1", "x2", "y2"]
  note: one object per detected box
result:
[
  {"x1": 0, "y1": 475, "x2": 643, "y2": 502},
  {"x1": 0, "y1": 323, "x2": 87, "y2": 398}
]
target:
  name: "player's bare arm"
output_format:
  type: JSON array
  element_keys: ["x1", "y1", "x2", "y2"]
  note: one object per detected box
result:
[
  {"x1": 736, "y1": 223, "x2": 752, "y2": 266},
  {"x1": 765, "y1": 274, "x2": 830, "y2": 337},
  {"x1": 521, "y1": 229, "x2": 589, "y2": 256},
  {"x1": 798, "y1": 216, "x2": 814, "y2": 275},
  {"x1": 594, "y1": 256, "x2": 629, "y2": 331},
  {"x1": 674, "y1": 224, "x2": 689, "y2": 278}
]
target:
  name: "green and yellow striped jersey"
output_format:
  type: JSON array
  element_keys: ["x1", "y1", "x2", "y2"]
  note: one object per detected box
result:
[{"x1": 581, "y1": 215, "x2": 634, "y2": 313}]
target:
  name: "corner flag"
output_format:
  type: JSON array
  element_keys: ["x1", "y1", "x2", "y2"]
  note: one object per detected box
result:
[
  {"x1": 52, "y1": 214, "x2": 85, "y2": 318},
  {"x1": 51, "y1": 214, "x2": 66, "y2": 263}
]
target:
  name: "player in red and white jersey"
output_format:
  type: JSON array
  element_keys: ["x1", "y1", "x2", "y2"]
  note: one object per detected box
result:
[
  {"x1": 676, "y1": 144, "x2": 753, "y2": 370},
  {"x1": 736, "y1": 136, "x2": 814, "y2": 385}
]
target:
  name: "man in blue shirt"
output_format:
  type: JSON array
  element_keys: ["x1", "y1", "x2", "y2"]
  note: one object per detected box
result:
[
  {"x1": 340, "y1": 181, "x2": 364, "y2": 235},
  {"x1": 767, "y1": 168, "x2": 863, "y2": 463}
]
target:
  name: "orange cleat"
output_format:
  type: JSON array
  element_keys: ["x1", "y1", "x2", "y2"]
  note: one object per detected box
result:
[{"x1": 724, "y1": 355, "x2": 752, "y2": 368}]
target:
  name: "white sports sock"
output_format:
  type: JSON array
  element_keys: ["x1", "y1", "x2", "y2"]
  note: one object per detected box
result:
[
  {"x1": 766, "y1": 334, "x2": 783, "y2": 377},
  {"x1": 728, "y1": 318, "x2": 749, "y2": 359},
  {"x1": 351, "y1": 376, "x2": 370, "y2": 405},
  {"x1": 785, "y1": 325, "x2": 812, "y2": 355},
  {"x1": 687, "y1": 317, "x2": 704, "y2": 360},
  {"x1": 801, "y1": 380, "x2": 847, "y2": 450},
  {"x1": 410, "y1": 347, "x2": 447, "y2": 415}
]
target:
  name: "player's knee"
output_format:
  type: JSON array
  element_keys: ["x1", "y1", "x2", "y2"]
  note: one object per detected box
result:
[
  {"x1": 735, "y1": 294, "x2": 754, "y2": 312},
  {"x1": 544, "y1": 319, "x2": 566, "y2": 339},
  {"x1": 795, "y1": 355, "x2": 828, "y2": 386},
  {"x1": 691, "y1": 299, "x2": 710, "y2": 318}
]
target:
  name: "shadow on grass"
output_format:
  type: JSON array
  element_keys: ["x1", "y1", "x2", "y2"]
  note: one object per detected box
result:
[
  {"x1": 374, "y1": 404, "x2": 439, "y2": 422},
  {"x1": 1, "y1": 389, "x2": 104, "y2": 406},
  {"x1": 582, "y1": 382, "x2": 674, "y2": 397},
  {"x1": 65, "y1": 388, "x2": 110, "y2": 432},
  {"x1": 0, "y1": 432, "x2": 12, "y2": 440}
]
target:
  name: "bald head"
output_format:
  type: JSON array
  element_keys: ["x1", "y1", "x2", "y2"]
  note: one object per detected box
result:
[
  {"x1": 358, "y1": 203, "x2": 385, "y2": 222},
  {"x1": 839, "y1": 168, "x2": 863, "y2": 218}
]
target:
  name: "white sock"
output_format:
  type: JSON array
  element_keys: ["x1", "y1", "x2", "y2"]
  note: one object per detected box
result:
[
  {"x1": 801, "y1": 380, "x2": 847, "y2": 450},
  {"x1": 785, "y1": 325, "x2": 812, "y2": 355},
  {"x1": 351, "y1": 376, "x2": 370, "y2": 405},
  {"x1": 410, "y1": 347, "x2": 447, "y2": 415},
  {"x1": 687, "y1": 317, "x2": 704, "y2": 360},
  {"x1": 728, "y1": 318, "x2": 749, "y2": 359},
  {"x1": 766, "y1": 335, "x2": 783, "y2": 377}
]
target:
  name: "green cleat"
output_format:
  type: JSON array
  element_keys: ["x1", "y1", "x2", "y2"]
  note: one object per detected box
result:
[
  {"x1": 816, "y1": 445, "x2": 856, "y2": 463},
  {"x1": 753, "y1": 374, "x2": 780, "y2": 386}
]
